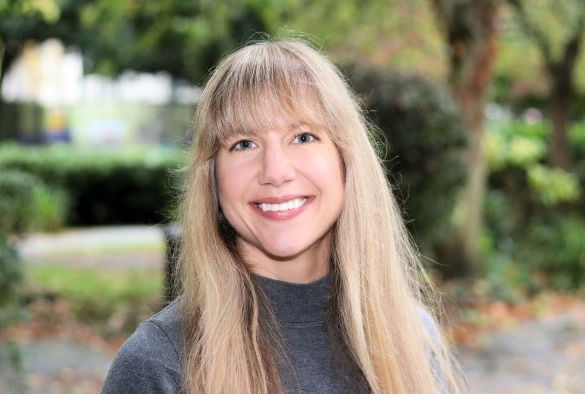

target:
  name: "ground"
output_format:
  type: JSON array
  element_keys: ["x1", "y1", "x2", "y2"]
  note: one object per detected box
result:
[
  {"x1": 456, "y1": 299, "x2": 585, "y2": 393},
  {"x1": 1, "y1": 226, "x2": 584, "y2": 394}
]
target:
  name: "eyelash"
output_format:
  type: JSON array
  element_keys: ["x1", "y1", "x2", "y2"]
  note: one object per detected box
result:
[
  {"x1": 230, "y1": 139, "x2": 256, "y2": 151},
  {"x1": 229, "y1": 132, "x2": 318, "y2": 151},
  {"x1": 293, "y1": 132, "x2": 318, "y2": 144}
]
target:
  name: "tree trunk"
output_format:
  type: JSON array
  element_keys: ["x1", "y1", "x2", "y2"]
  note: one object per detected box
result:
[
  {"x1": 432, "y1": 0, "x2": 498, "y2": 278},
  {"x1": 443, "y1": 96, "x2": 489, "y2": 278},
  {"x1": 544, "y1": 23, "x2": 583, "y2": 170},
  {"x1": 506, "y1": 0, "x2": 585, "y2": 170},
  {"x1": 548, "y1": 68, "x2": 572, "y2": 170},
  {"x1": 0, "y1": 44, "x2": 17, "y2": 140},
  {"x1": 0, "y1": 43, "x2": 18, "y2": 93}
]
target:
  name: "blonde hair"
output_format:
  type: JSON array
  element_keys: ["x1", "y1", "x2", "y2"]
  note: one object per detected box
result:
[{"x1": 177, "y1": 39, "x2": 464, "y2": 393}]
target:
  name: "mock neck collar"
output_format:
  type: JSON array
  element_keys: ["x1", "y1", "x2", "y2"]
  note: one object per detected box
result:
[{"x1": 255, "y1": 273, "x2": 331, "y2": 326}]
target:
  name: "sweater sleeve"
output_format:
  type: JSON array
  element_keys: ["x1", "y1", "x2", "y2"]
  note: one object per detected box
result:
[{"x1": 101, "y1": 320, "x2": 182, "y2": 394}]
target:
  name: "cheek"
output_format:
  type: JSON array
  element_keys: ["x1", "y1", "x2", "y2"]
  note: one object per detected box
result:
[
  {"x1": 216, "y1": 155, "x2": 253, "y2": 219},
  {"x1": 312, "y1": 149, "x2": 345, "y2": 195},
  {"x1": 215, "y1": 156, "x2": 237, "y2": 212}
]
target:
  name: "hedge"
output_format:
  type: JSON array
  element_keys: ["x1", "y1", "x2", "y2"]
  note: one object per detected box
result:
[
  {"x1": 344, "y1": 66, "x2": 468, "y2": 254},
  {"x1": 0, "y1": 144, "x2": 186, "y2": 226}
]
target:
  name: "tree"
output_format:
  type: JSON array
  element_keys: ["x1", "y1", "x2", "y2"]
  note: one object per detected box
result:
[
  {"x1": 0, "y1": 0, "x2": 66, "y2": 90},
  {"x1": 73, "y1": 0, "x2": 270, "y2": 83},
  {"x1": 270, "y1": 0, "x2": 447, "y2": 79},
  {"x1": 431, "y1": 0, "x2": 500, "y2": 278},
  {"x1": 507, "y1": 0, "x2": 585, "y2": 170},
  {"x1": 0, "y1": 0, "x2": 270, "y2": 88},
  {"x1": 346, "y1": 66, "x2": 468, "y2": 258},
  {"x1": 1, "y1": 0, "x2": 447, "y2": 85}
]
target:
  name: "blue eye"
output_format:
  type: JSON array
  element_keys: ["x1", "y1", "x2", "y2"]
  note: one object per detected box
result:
[
  {"x1": 294, "y1": 132, "x2": 317, "y2": 144},
  {"x1": 231, "y1": 139, "x2": 256, "y2": 151}
]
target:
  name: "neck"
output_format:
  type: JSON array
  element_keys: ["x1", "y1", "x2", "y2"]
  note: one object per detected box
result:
[
  {"x1": 254, "y1": 272, "x2": 332, "y2": 325},
  {"x1": 238, "y1": 232, "x2": 332, "y2": 284}
]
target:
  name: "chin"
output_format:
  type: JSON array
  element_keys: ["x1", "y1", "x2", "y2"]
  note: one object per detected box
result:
[{"x1": 262, "y1": 240, "x2": 306, "y2": 260}]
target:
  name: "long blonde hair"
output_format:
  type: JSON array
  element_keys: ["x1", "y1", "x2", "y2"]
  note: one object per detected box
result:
[{"x1": 178, "y1": 39, "x2": 463, "y2": 393}]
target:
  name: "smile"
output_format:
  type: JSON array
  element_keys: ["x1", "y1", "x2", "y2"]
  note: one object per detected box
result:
[
  {"x1": 251, "y1": 196, "x2": 314, "y2": 221},
  {"x1": 257, "y1": 198, "x2": 307, "y2": 212}
]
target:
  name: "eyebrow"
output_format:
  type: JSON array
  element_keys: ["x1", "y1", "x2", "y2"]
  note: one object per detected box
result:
[
  {"x1": 225, "y1": 122, "x2": 313, "y2": 139},
  {"x1": 289, "y1": 121, "x2": 312, "y2": 131},
  {"x1": 222, "y1": 128, "x2": 259, "y2": 143}
]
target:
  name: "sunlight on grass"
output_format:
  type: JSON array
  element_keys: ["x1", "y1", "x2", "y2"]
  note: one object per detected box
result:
[
  {"x1": 24, "y1": 264, "x2": 164, "y2": 333},
  {"x1": 26, "y1": 264, "x2": 162, "y2": 301}
]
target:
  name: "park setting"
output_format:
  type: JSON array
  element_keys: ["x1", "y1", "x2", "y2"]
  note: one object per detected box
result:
[{"x1": 1, "y1": 0, "x2": 585, "y2": 393}]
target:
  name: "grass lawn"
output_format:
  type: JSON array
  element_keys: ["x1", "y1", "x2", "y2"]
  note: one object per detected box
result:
[{"x1": 22, "y1": 263, "x2": 165, "y2": 336}]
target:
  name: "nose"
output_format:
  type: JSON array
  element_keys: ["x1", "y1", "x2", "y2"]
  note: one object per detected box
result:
[{"x1": 258, "y1": 143, "x2": 296, "y2": 186}]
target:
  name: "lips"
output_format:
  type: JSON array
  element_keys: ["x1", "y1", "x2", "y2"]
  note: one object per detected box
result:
[
  {"x1": 250, "y1": 195, "x2": 314, "y2": 221},
  {"x1": 253, "y1": 195, "x2": 309, "y2": 204}
]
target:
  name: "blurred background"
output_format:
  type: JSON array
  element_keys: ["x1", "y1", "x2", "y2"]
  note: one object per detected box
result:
[{"x1": 1, "y1": 0, "x2": 584, "y2": 393}]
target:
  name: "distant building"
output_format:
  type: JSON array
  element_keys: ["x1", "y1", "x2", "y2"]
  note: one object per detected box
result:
[{"x1": 1, "y1": 39, "x2": 199, "y2": 146}]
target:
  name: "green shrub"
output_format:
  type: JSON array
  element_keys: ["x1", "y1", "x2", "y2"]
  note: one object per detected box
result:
[
  {"x1": 0, "y1": 175, "x2": 28, "y2": 381},
  {"x1": 518, "y1": 216, "x2": 585, "y2": 290},
  {"x1": 30, "y1": 186, "x2": 69, "y2": 231},
  {"x1": 485, "y1": 120, "x2": 547, "y2": 169},
  {"x1": 0, "y1": 234, "x2": 26, "y2": 354},
  {"x1": 0, "y1": 170, "x2": 37, "y2": 234},
  {"x1": 484, "y1": 119, "x2": 585, "y2": 290},
  {"x1": 344, "y1": 66, "x2": 468, "y2": 253},
  {"x1": 0, "y1": 144, "x2": 185, "y2": 226},
  {"x1": 527, "y1": 165, "x2": 580, "y2": 206},
  {"x1": 0, "y1": 235, "x2": 21, "y2": 309},
  {"x1": 570, "y1": 120, "x2": 585, "y2": 160},
  {"x1": 0, "y1": 169, "x2": 68, "y2": 234},
  {"x1": 0, "y1": 341, "x2": 25, "y2": 393}
]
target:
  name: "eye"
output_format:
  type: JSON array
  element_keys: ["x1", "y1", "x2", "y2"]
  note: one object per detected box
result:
[
  {"x1": 230, "y1": 139, "x2": 256, "y2": 151},
  {"x1": 293, "y1": 132, "x2": 318, "y2": 144}
]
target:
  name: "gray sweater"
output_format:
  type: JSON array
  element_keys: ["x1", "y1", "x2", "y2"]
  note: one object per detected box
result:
[{"x1": 101, "y1": 274, "x2": 442, "y2": 393}]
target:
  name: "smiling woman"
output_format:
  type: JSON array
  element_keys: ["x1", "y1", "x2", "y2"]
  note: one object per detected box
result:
[
  {"x1": 216, "y1": 121, "x2": 344, "y2": 281},
  {"x1": 102, "y1": 39, "x2": 465, "y2": 394}
]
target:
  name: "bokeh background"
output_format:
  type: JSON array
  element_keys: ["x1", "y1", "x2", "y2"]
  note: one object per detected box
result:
[{"x1": 1, "y1": 0, "x2": 584, "y2": 393}]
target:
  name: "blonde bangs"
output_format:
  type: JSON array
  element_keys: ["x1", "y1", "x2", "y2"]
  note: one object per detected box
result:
[{"x1": 201, "y1": 43, "x2": 334, "y2": 146}]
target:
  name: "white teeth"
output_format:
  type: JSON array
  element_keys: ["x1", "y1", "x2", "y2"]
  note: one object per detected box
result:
[{"x1": 258, "y1": 198, "x2": 307, "y2": 212}]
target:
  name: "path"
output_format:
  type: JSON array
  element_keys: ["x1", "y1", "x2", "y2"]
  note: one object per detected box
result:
[
  {"x1": 458, "y1": 304, "x2": 585, "y2": 393},
  {"x1": 2, "y1": 341, "x2": 111, "y2": 394},
  {"x1": 3, "y1": 226, "x2": 165, "y2": 394},
  {"x1": 16, "y1": 225, "x2": 165, "y2": 269}
]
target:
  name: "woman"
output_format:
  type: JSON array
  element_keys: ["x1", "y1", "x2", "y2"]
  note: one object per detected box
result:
[{"x1": 102, "y1": 39, "x2": 464, "y2": 393}]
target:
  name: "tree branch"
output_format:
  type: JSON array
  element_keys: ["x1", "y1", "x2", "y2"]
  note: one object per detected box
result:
[{"x1": 506, "y1": 0, "x2": 554, "y2": 64}]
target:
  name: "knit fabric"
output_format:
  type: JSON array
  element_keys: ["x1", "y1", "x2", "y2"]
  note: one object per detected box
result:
[{"x1": 101, "y1": 274, "x2": 441, "y2": 393}]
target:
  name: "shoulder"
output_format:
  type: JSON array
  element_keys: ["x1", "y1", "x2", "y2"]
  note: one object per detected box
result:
[
  {"x1": 147, "y1": 298, "x2": 184, "y2": 357},
  {"x1": 415, "y1": 306, "x2": 445, "y2": 357},
  {"x1": 416, "y1": 306, "x2": 452, "y2": 392},
  {"x1": 101, "y1": 300, "x2": 184, "y2": 394},
  {"x1": 416, "y1": 306, "x2": 441, "y2": 344}
]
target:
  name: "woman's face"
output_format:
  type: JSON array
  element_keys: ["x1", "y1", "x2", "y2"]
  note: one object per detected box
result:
[{"x1": 215, "y1": 118, "x2": 344, "y2": 271}]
